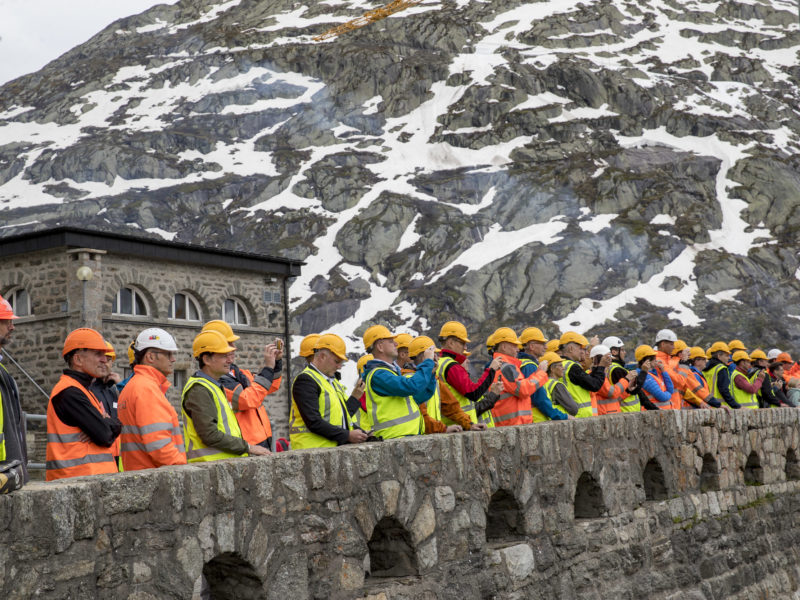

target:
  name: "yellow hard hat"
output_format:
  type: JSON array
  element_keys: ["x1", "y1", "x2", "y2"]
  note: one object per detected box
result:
[
  {"x1": 709, "y1": 341, "x2": 731, "y2": 355},
  {"x1": 689, "y1": 346, "x2": 707, "y2": 361},
  {"x1": 559, "y1": 331, "x2": 589, "y2": 348},
  {"x1": 363, "y1": 325, "x2": 396, "y2": 350},
  {"x1": 731, "y1": 350, "x2": 750, "y2": 363},
  {"x1": 492, "y1": 327, "x2": 521, "y2": 348},
  {"x1": 635, "y1": 345, "x2": 657, "y2": 363},
  {"x1": 192, "y1": 329, "x2": 235, "y2": 357},
  {"x1": 438, "y1": 321, "x2": 470, "y2": 343},
  {"x1": 315, "y1": 333, "x2": 348, "y2": 361},
  {"x1": 104, "y1": 341, "x2": 116, "y2": 361},
  {"x1": 672, "y1": 340, "x2": 688, "y2": 355},
  {"x1": 545, "y1": 339, "x2": 560, "y2": 353},
  {"x1": 356, "y1": 354, "x2": 373, "y2": 374},
  {"x1": 541, "y1": 351, "x2": 563, "y2": 365},
  {"x1": 705, "y1": 348, "x2": 713, "y2": 359},
  {"x1": 728, "y1": 339, "x2": 747, "y2": 351},
  {"x1": 486, "y1": 332, "x2": 496, "y2": 350},
  {"x1": 202, "y1": 320, "x2": 240, "y2": 343},
  {"x1": 409, "y1": 336, "x2": 438, "y2": 358},
  {"x1": 394, "y1": 333, "x2": 413, "y2": 350},
  {"x1": 749, "y1": 349, "x2": 768, "y2": 361},
  {"x1": 299, "y1": 334, "x2": 321, "y2": 358},
  {"x1": 519, "y1": 327, "x2": 547, "y2": 345},
  {"x1": 127, "y1": 341, "x2": 136, "y2": 366}
]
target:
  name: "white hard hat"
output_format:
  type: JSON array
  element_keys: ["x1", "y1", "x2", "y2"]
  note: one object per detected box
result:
[
  {"x1": 590, "y1": 344, "x2": 611, "y2": 358},
  {"x1": 655, "y1": 329, "x2": 678, "y2": 343},
  {"x1": 767, "y1": 348, "x2": 781, "y2": 360},
  {"x1": 135, "y1": 328, "x2": 178, "y2": 352},
  {"x1": 602, "y1": 336, "x2": 624, "y2": 349}
]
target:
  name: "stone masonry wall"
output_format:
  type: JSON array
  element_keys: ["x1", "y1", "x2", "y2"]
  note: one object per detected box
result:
[{"x1": 2, "y1": 410, "x2": 800, "y2": 599}]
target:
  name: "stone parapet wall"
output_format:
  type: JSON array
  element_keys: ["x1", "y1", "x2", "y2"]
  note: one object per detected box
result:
[{"x1": 2, "y1": 410, "x2": 800, "y2": 599}]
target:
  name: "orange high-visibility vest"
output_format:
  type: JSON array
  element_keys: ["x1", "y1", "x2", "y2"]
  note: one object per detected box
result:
[
  {"x1": 224, "y1": 366, "x2": 276, "y2": 445},
  {"x1": 46, "y1": 374, "x2": 119, "y2": 481},
  {"x1": 593, "y1": 377, "x2": 629, "y2": 415},
  {"x1": 675, "y1": 364, "x2": 708, "y2": 409},
  {"x1": 641, "y1": 371, "x2": 671, "y2": 410},
  {"x1": 490, "y1": 353, "x2": 545, "y2": 426}
]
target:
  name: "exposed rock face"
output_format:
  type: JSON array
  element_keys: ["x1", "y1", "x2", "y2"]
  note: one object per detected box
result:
[{"x1": 1, "y1": 0, "x2": 799, "y2": 356}]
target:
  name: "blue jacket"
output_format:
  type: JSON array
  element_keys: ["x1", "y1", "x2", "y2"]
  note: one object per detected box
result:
[
  {"x1": 640, "y1": 369, "x2": 674, "y2": 403},
  {"x1": 519, "y1": 352, "x2": 566, "y2": 421},
  {"x1": 364, "y1": 358, "x2": 436, "y2": 406}
]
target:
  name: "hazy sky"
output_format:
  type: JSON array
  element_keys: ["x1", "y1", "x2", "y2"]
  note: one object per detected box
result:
[{"x1": 0, "y1": 0, "x2": 179, "y2": 85}]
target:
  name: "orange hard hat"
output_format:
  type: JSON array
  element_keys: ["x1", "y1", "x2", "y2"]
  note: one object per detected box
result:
[
  {"x1": 777, "y1": 352, "x2": 794, "y2": 364},
  {"x1": 62, "y1": 328, "x2": 107, "y2": 357},
  {"x1": 0, "y1": 294, "x2": 18, "y2": 320}
]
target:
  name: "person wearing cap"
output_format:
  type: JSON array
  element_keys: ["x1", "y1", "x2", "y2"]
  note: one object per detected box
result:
[
  {"x1": 590, "y1": 344, "x2": 637, "y2": 415},
  {"x1": 437, "y1": 321, "x2": 500, "y2": 430},
  {"x1": 489, "y1": 327, "x2": 549, "y2": 427},
  {"x1": 632, "y1": 346, "x2": 674, "y2": 410},
  {"x1": 727, "y1": 340, "x2": 748, "y2": 374},
  {"x1": 182, "y1": 330, "x2": 269, "y2": 461},
  {"x1": 202, "y1": 320, "x2": 281, "y2": 451},
  {"x1": 558, "y1": 331, "x2": 606, "y2": 418},
  {"x1": 88, "y1": 341, "x2": 123, "y2": 467},
  {"x1": 534, "y1": 352, "x2": 578, "y2": 420},
  {"x1": 0, "y1": 294, "x2": 28, "y2": 491},
  {"x1": 703, "y1": 342, "x2": 740, "y2": 409},
  {"x1": 748, "y1": 350, "x2": 780, "y2": 408},
  {"x1": 728, "y1": 351, "x2": 763, "y2": 410},
  {"x1": 117, "y1": 328, "x2": 187, "y2": 470},
  {"x1": 46, "y1": 328, "x2": 122, "y2": 481},
  {"x1": 363, "y1": 325, "x2": 435, "y2": 439},
  {"x1": 289, "y1": 333, "x2": 367, "y2": 449},
  {"x1": 395, "y1": 333, "x2": 414, "y2": 372}
]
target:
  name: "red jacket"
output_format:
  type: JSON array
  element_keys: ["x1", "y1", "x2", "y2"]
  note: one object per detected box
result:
[{"x1": 439, "y1": 349, "x2": 494, "y2": 399}]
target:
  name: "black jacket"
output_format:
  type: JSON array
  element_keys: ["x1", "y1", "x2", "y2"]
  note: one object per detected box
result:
[{"x1": 51, "y1": 369, "x2": 121, "y2": 447}]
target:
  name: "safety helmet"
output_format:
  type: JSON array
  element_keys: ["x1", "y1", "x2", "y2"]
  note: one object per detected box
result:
[
  {"x1": 363, "y1": 325, "x2": 396, "y2": 350},
  {"x1": 394, "y1": 333, "x2": 413, "y2": 350},
  {"x1": 62, "y1": 328, "x2": 108, "y2": 357},
  {"x1": 0, "y1": 294, "x2": 18, "y2": 320},
  {"x1": 492, "y1": 327, "x2": 521, "y2": 348},
  {"x1": 728, "y1": 339, "x2": 747, "y2": 352},
  {"x1": 519, "y1": 327, "x2": 547, "y2": 345},
  {"x1": 299, "y1": 334, "x2": 321, "y2": 358},
  {"x1": 559, "y1": 331, "x2": 589, "y2": 348},
  {"x1": 192, "y1": 329, "x2": 235, "y2": 357},
  {"x1": 356, "y1": 354, "x2": 373, "y2": 374},
  {"x1": 409, "y1": 336, "x2": 438, "y2": 358},
  {"x1": 541, "y1": 351, "x2": 563, "y2": 366},
  {"x1": 709, "y1": 341, "x2": 731, "y2": 355},
  {"x1": 689, "y1": 346, "x2": 707, "y2": 361},
  {"x1": 731, "y1": 350, "x2": 750, "y2": 363},
  {"x1": 602, "y1": 336, "x2": 623, "y2": 349},
  {"x1": 767, "y1": 348, "x2": 781, "y2": 360},
  {"x1": 202, "y1": 320, "x2": 240, "y2": 343},
  {"x1": 486, "y1": 332, "x2": 496, "y2": 351},
  {"x1": 672, "y1": 340, "x2": 688, "y2": 355},
  {"x1": 545, "y1": 339, "x2": 560, "y2": 353},
  {"x1": 655, "y1": 329, "x2": 678, "y2": 344},
  {"x1": 314, "y1": 333, "x2": 348, "y2": 361},
  {"x1": 127, "y1": 341, "x2": 136, "y2": 366},
  {"x1": 438, "y1": 321, "x2": 470, "y2": 343},
  {"x1": 104, "y1": 341, "x2": 116, "y2": 361},
  {"x1": 589, "y1": 344, "x2": 611, "y2": 359},
  {"x1": 135, "y1": 327, "x2": 179, "y2": 352},
  {"x1": 705, "y1": 348, "x2": 713, "y2": 359},
  {"x1": 749, "y1": 349, "x2": 768, "y2": 361},
  {"x1": 777, "y1": 352, "x2": 794, "y2": 364},
  {"x1": 634, "y1": 345, "x2": 657, "y2": 363}
]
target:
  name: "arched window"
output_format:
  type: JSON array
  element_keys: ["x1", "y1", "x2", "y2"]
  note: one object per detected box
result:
[
  {"x1": 112, "y1": 287, "x2": 148, "y2": 316},
  {"x1": 168, "y1": 293, "x2": 201, "y2": 321},
  {"x1": 222, "y1": 298, "x2": 249, "y2": 325},
  {"x1": 5, "y1": 287, "x2": 30, "y2": 317}
]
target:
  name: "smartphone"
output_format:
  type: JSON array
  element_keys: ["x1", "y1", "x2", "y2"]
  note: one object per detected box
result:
[{"x1": 275, "y1": 338, "x2": 283, "y2": 351}]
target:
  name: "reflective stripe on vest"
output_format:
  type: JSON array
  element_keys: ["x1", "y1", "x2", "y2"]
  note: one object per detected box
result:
[
  {"x1": 619, "y1": 393, "x2": 641, "y2": 412},
  {"x1": 643, "y1": 371, "x2": 671, "y2": 409},
  {"x1": 181, "y1": 376, "x2": 245, "y2": 462},
  {"x1": 46, "y1": 374, "x2": 119, "y2": 481},
  {"x1": 532, "y1": 379, "x2": 568, "y2": 422},
  {"x1": 560, "y1": 360, "x2": 593, "y2": 418},
  {"x1": 491, "y1": 363, "x2": 533, "y2": 427},
  {"x1": 436, "y1": 356, "x2": 479, "y2": 424},
  {"x1": 730, "y1": 370, "x2": 759, "y2": 410},
  {"x1": 289, "y1": 366, "x2": 351, "y2": 449},
  {"x1": 119, "y1": 423, "x2": 186, "y2": 454},
  {"x1": 365, "y1": 366, "x2": 423, "y2": 439},
  {"x1": 404, "y1": 371, "x2": 442, "y2": 423}
]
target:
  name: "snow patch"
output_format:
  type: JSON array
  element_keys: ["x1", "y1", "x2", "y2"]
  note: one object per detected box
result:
[
  {"x1": 579, "y1": 213, "x2": 616, "y2": 233},
  {"x1": 145, "y1": 227, "x2": 178, "y2": 241},
  {"x1": 651, "y1": 214, "x2": 676, "y2": 225},
  {"x1": 705, "y1": 288, "x2": 742, "y2": 303}
]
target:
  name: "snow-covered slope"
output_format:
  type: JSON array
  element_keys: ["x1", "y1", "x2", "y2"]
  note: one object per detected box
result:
[{"x1": 1, "y1": 0, "x2": 799, "y2": 361}]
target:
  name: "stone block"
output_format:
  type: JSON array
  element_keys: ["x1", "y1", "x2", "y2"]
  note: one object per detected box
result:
[
  {"x1": 410, "y1": 496, "x2": 436, "y2": 544},
  {"x1": 434, "y1": 486, "x2": 455, "y2": 512},
  {"x1": 379, "y1": 480, "x2": 400, "y2": 516}
]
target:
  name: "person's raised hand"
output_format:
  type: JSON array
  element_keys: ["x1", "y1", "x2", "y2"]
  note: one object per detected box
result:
[{"x1": 348, "y1": 429, "x2": 368, "y2": 444}]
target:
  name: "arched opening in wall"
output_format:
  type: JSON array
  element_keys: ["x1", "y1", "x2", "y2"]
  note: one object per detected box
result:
[
  {"x1": 643, "y1": 458, "x2": 668, "y2": 501},
  {"x1": 485, "y1": 489, "x2": 524, "y2": 546},
  {"x1": 786, "y1": 448, "x2": 800, "y2": 482},
  {"x1": 700, "y1": 453, "x2": 720, "y2": 492},
  {"x1": 574, "y1": 472, "x2": 605, "y2": 519},
  {"x1": 744, "y1": 451, "x2": 764, "y2": 486},
  {"x1": 367, "y1": 517, "x2": 418, "y2": 578},
  {"x1": 202, "y1": 552, "x2": 263, "y2": 600}
]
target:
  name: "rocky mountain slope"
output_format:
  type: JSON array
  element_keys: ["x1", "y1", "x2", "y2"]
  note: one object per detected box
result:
[{"x1": 1, "y1": 0, "x2": 799, "y2": 360}]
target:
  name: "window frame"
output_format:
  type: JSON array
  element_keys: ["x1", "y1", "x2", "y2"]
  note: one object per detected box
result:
[
  {"x1": 168, "y1": 292, "x2": 202, "y2": 322},
  {"x1": 112, "y1": 286, "x2": 149, "y2": 317},
  {"x1": 5, "y1": 286, "x2": 31, "y2": 317},
  {"x1": 222, "y1": 298, "x2": 249, "y2": 326}
]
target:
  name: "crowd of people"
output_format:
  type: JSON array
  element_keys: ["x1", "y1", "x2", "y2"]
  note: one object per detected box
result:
[{"x1": 1, "y1": 290, "x2": 800, "y2": 493}]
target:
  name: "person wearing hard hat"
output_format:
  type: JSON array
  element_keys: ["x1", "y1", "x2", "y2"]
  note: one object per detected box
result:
[
  {"x1": 589, "y1": 344, "x2": 637, "y2": 415},
  {"x1": 115, "y1": 341, "x2": 137, "y2": 392},
  {"x1": 518, "y1": 327, "x2": 559, "y2": 421},
  {"x1": 703, "y1": 341, "x2": 740, "y2": 408},
  {"x1": 632, "y1": 345, "x2": 675, "y2": 410},
  {"x1": 289, "y1": 333, "x2": 367, "y2": 449},
  {"x1": 182, "y1": 330, "x2": 269, "y2": 461},
  {"x1": 362, "y1": 325, "x2": 435, "y2": 439},
  {"x1": 489, "y1": 327, "x2": 549, "y2": 427},
  {"x1": 202, "y1": 320, "x2": 281, "y2": 451},
  {"x1": 533, "y1": 352, "x2": 578, "y2": 420},
  {"x1": 727, "y1": 340, "x2": 748, "y2": 374},
  {"x1": 117, "y1": 328, "x2": 187, "y2": 470},
  {"x1": 437, "y1": 321, "x2": 501, "y2": 430},
  {"x1": 653, "y1": 329, "x2": 700, "y2": 410},
  {"x1": 395, "y1": 333, "x2": 414, "y2": 373},
  {"x1": 603, "y1": 336, "x2": 629, "y2": 382},
  {"x1": 558, "y1": 332, "x2": 606, "y2": 418},
  {"x1": 685, "y1": 347, "x2": 719, "y2": 408},
  {"x1": 673, "y1": 346, "x2": 715, "y2": 409},
  {"x1": 299, "y1": 334, "x2": 321, "y2": 365},
  {"x1": 0, "y1": 293, "x2": 28, "y2": 491},
  {"x1": 776, "y1": 352, "x2": 800, "y2": 406},
  {"x1": 768, "y1": 359, "x2": 794, "y2": 406},
  {"x1": 88, "y1": 341, "x2": 123, "y2": 467},
  {"x1": 601, "y1": 336, "x2": 642, "y2": 413},
  {"x1": 748, "y1": 349, "x2": 780, "y2": 408},
  {"x1": 729, "y1": 351, "x2": 763, "y2": 410},
  {"x1": 46, "y1": 328, "x2": 122, "y2": 481}
]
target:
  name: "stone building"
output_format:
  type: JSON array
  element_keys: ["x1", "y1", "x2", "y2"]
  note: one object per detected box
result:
[{"x1": 0, "y1": 226, "x2": 303, "y2": 443}]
